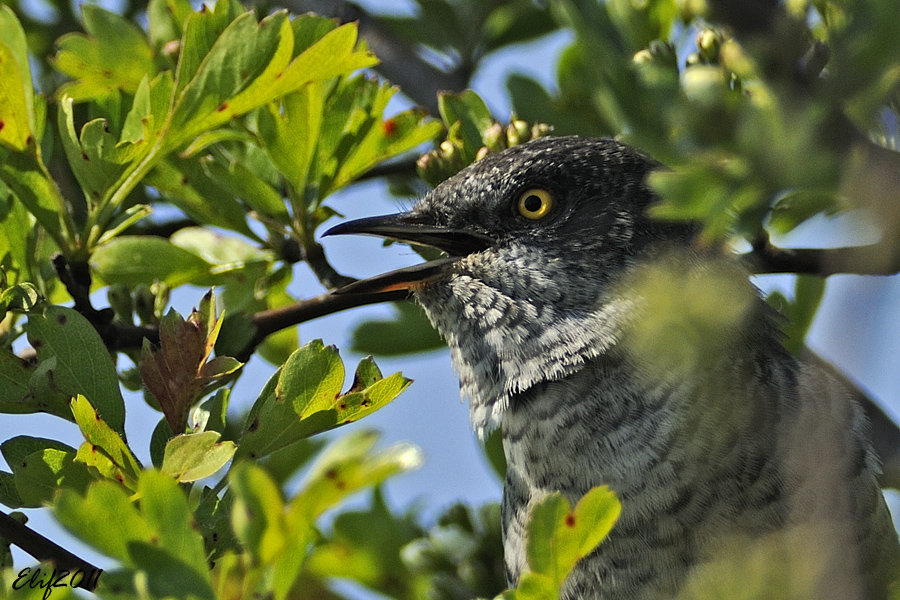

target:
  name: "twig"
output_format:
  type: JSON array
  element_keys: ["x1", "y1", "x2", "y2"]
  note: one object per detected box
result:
[
  {"x1": 743, "y1": 239, "x2": 900, "y2": 276},
  {"x1": 0, "y1": 510, "x2": 101, "y2": 591},
  {"x1": 239, "y1": 289, "x2": 409, "y2": 361}
]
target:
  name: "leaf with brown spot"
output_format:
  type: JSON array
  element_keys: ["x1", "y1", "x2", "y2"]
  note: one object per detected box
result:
[
  {"x1": 236, "y1": 342, "x2": 410, "y2": 462},
  {"x1": 525, "y1": 486, "x2": 621, "y2": 589}
]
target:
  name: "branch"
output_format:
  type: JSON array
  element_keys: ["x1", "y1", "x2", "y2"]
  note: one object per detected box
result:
[
  {"x1": 0, "y1": 510, "x2": 101, "y2": 591},
  {"x1": 239, "y1": 288, "x2": 409, "y2": 361},
  {"x1": 743, "y1": 239, "x2": 900, "y2": 276}
]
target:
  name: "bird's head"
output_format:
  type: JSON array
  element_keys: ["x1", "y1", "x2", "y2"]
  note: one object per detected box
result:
[{"x1": 325, "y1": 136, "x2": 700, "y2": 433}]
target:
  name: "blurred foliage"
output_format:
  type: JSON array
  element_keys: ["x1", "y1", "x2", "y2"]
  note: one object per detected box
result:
[{"x1": 1, "y1": 0, "x2": 899, "y2": 597}]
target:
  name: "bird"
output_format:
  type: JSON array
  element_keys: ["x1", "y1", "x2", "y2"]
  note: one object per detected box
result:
[{"x1": 324, "y1": 136, "x2": 900, "y2": 599}]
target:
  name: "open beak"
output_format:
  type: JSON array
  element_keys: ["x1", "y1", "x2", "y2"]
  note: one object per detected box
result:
[{"x1": 322, "y1": 212, "x2": 495, "y2": 295}]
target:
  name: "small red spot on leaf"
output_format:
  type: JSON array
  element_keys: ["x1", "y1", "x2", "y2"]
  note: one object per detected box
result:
[
  {"x1": 565, "y1": 513, "x2": 576, "y2": 527},
  {"x1": 361, "y1": 399, "x2": 372, "y2": 408},
  {"x1": 217, "y1": 103, "x2": 228, "y2": 112},
  {"x1": 95, "y1": 410, "x2": 102, "y2": 421},
  {"x1": 338, "y1": 403, "x2": 347, "y2": 411},
  {"x1": 0, "y1": 121, "x2": 5, "y2": 131},
  {"x1": 116, "y1": 474, "x2": 125, "y2": 483},
  {"x1": 383, "y1": 119, "x2": 398, "y2": 136}
]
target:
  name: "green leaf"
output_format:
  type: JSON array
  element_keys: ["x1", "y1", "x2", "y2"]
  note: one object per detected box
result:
[
  {"x1": 771, "y1": 275, "x2": 826, "y2": 355},
  {"x1": 161, "y1": 431, "x2": 237, "y2": 482},
  {"x1": 147, "y1": 0, "x2": 194, "y2": 50},
  {"x1": 0, "y1": 148, "x2": 71, "y2": 252},
  {"x1": 306, "y1": 487, "x2": 422, "y2": 588},
  {"x1": 171, "y1": 16, "x2": 376, "y2": 153},
  {"x1": 0, "y1": 7, "x2": 34, "y2": 142},
  {"x1": 482, "y1": 428, "x2": 507, "y2": 481},
  {"x1": 91, "y1": 235, "x2": 214, "y2": 286},
  {"x1": 293, "y1": 430, "x2": 423, "y2": 523},
  {"x1": 0, "y1": 471, "x2": 23, "y2": 508},
  {"x1": 512, "y1": 572, "x2": 557, "y2": 599},
  {"x1": 0, "y1": 349, "x2": 37, "y2": 415},
  {"x1": 1, "y1": 436, "x2": 75, "y2": 469},
  {"x1": 257, "y1": 84, "x2": 324, "y2": 195},
  {"x1": 195, "y1": 485, "x2": 237, "y2": 559},
  {"x1": 51, "y1": 4, "x2": 156, "y2": 100},
  {"x1": 55, "y1": 481, "x2": 153, "y2": 564},
  {"x1": 70, "y1": 394, "x2": 141, "y2": 489},
  {"x1": 170, "y1": 226, "x2": 269, "y2": 268},
  {"x1": 169, "y1": 11, "x2": 292, "y2": 148},
  {"x1": 2, "y1": 438, "x2": 90, "y2": 507},
  {"x1": 329, "y1": 98, "x2": 442, "y2": 193},
  {"x1": 174, "y1": 0, "x2": 248, "y2": 99},
  {"x1": 0, "y1": 185, "x2": 35, "y2": 280},
  {"x1": 0, "y1": 36, "x2": 32, "y2": 151},
  {"x1": 13, "y1": 449, "x2": 93, "y2": 507},
  {"x1": 236, "y1": 339, "x2": 342, "y2": 460},
  {"x1": 237, "y1": 341, "x2": 411, "y2": 460},
  {"x1": 350, "y1": 301, "x2": 445, "y2": 356},
  {"x1": 57, "y1": 97, "x2": 131, "y2": 206},
  {"x1": 768, "y1": 190, "x2": 841, "y2": 234},
  {"x1": 26, "y1": 306, "x2": 126, "y2": 432},
  {"x1": 229, "y1": 462, "x2": 287, "y2": 564},
  {"x1": 438, "y1": 91, "x2": 495, "y2": 161},
  {"x1": 144, "y1": 157, "x2": 256, "y2": 238},
  {"x1": 269, "y1": 431, "x2": 421, "y2": 600},
  {"x1": 526, "y1": 486, "x2": 621, "y2": 587},
  {"x1": 137, "y1": 469, "x2": 215, "y2": 598},
  {"x1": 483, "y1": 3, "x2": 559, "y2": 51}
]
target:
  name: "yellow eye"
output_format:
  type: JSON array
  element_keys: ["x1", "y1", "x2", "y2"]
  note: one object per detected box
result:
[{"x1": 517, "y1": 188, "x2": 554, "y2": 220}]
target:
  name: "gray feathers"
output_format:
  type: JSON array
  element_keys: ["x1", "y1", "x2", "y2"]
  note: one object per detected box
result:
[{"x1": 332, "y1": 135, "x2": 900, "y2": 599}]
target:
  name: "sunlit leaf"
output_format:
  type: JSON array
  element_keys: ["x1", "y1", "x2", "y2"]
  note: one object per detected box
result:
[
  {"x1": 526, "y1": 486, "x2": 620, "y2": 587},
  {"x1": 91, "y1": 236, "x2": 213, "y2": 287},
  {"x1": 161, "y1": 431, "x2": 236, "y2": 482},
  {"x1": 52, "y1": 4, "x2": 155, "y2": 100},
  {"x1": 69, "y1": 394, "x2": 141, "y2": 487},
  {"x1": 237, "y1": 340, "x2": 410, "y2": 461}
]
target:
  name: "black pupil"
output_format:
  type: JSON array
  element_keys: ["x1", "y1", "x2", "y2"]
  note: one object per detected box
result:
[{"x1": 523, "y1": 194, "x2": 543, "y2": 213}]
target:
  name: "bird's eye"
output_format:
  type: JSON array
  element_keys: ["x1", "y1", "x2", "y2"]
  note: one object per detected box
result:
[{"x1": 517, "y1": 188, "x2": 554, "y2": 220}]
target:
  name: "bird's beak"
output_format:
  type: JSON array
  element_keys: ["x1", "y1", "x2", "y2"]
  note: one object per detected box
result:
[{"x1": 322, "y1": 212, "x2": 495, "y2": 295}]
